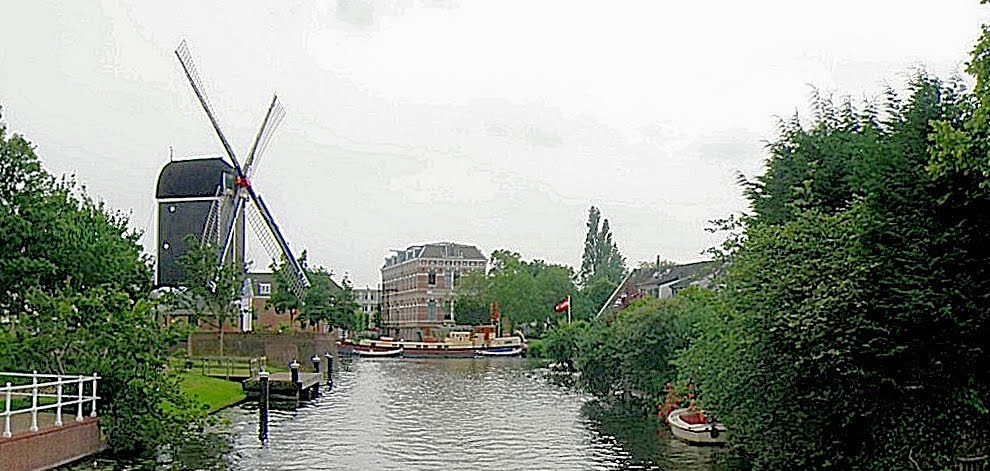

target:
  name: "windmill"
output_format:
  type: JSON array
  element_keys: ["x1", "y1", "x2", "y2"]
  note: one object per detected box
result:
[{"x1": 172, "y1": 40, "x2": 310, "y2": 304}]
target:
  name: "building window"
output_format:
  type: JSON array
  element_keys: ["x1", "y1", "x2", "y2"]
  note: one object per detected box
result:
[
  {"x1": 444, "y1": 273, "x2": 453, "y2": 288},
  {"x1": 428, "y1": 271, "x2": 436, "y2": 285},
  {"x1": 428, "y1": 300, "x2": 436, "y2": 320},
  {"x1": 259, "y1": 283, "x2": 271, "y2": 296}
]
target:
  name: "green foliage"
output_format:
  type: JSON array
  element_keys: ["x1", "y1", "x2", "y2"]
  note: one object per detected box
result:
[
  {"x1": 267, "y1": 252, "x2": 305, "y2": 317},
  {"x1": 538, "y1": 52, "x2": 990, "y2": 469},
  {"x1": 679, "y1": 72, "x2": 990, "y2": 469},
  {"x1": 299, "y1": 271, "x2": 358, "y2": 330},
  {"x1": 454, "y1": 250, "x2": 578, "y2": 335},
  {"x1": 562, "y1": 292, "x2": 711, "y2": 401},
  {"x1": 579, "y1": 206, "x2": 626, "y2": 287},
  {"x1": 174, "y1": 235, "x2": 244, "y2": 356},
  {"x1": 269, "y1": 254, "x2": 359, "y2": 331},
  {"x1": 540, "y1": 319, "x2": 590, "y2": 368},
  {"x1": 0, "y1": 111, "x2": 207, "y2": 458}
]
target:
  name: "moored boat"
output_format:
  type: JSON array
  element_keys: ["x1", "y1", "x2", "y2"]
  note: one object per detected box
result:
[
  {"x1": 357, "y1": 326, "x2": 526, "y2": 359},
  {"x1": 474, "y1": 347, "x2": 524, "y2": 357},
  {"x1": 666, "y1": 408, "x2": 727, "y2": 445},
  {"x1": 354, "y1": 346, "x2": 404, "y2": 357}
]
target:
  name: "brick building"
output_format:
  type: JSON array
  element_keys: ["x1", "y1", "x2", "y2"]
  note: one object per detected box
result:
[
  {"x1": 381, "y1": 242, "x2": 487, "y2": 340},
  {"x1": 246, "y1": 271, "x2": 330, "y2": 333}
]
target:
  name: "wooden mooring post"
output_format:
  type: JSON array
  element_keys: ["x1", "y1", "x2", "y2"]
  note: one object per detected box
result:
[
  {"x1": 289, "y1": 360, "x2": 300, "y2": 391},
  {"x1": 324, "y1": 351, "x2": 333, "y2": 387},
  {"x1": 258, "y1": 371, "x2": 269, "y2": 444}
]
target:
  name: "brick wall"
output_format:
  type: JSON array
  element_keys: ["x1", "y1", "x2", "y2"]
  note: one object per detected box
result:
[
  {"x1": 0, "y1": 417, "x2": 105, "y2": 471},
  {"x1": 187, "y1": 332, "x2": 337, "y2": 366}
]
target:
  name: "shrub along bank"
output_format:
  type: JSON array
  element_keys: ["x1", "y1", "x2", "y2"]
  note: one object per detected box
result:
[{"x1": 543, "y1": 57, "x2": 990, "y2": 468}]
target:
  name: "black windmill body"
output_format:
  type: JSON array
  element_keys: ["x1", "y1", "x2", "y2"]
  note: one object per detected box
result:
[{"x1": 155, "y1": 40, "x2": 310, "y2": 302}]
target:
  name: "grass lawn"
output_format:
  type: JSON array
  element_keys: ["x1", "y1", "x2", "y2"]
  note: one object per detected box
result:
[{"x1": 180, "y1": 373, "x2": 246, "y2": 413}]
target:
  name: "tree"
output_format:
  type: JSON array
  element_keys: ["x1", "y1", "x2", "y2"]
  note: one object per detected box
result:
[
  {"x1": 452, "y1": 270, "x2": 493, "y2": 326},
  {"x1": 175, "y1": 235, "x2": 244, "y2": 357},
  {"x1": 269, "y1": 255, "x2": 359, "y2": 332},
  {"x1": 0, "y1": 110, "x2": 207, "y2": 457},
  {"x1": 579, "y1": 206, "x2": 602, "y2": 285},
  {"x1": 578, "y1": 206, "x2": 626, "y2": 287},
  {"x1": 454, "y1": 250, "x2": 578, "y2": 336},
  {"x1": 297, "y1": 270, "x2": 358, "y2": 331},
  {"x1": 267, "y1": 252, "x2": 307, "y2": 324},
  {"x1": 679, "y1": 72, "x2": 990, "y2": 469}
]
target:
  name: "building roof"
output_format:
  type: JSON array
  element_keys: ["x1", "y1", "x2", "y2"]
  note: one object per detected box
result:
[
  {"x1": 156, "y1": 157, "x2": 234, "y2": 199},
  {"x1": 596, "y1": 260, "x2": 718, "y2": 317},
  {"x1": 383, "y1": 242, "x2": 487, "y2": 267},
  {"x1": 632, "y1": 260, "x2": 717, "y2": 289}
]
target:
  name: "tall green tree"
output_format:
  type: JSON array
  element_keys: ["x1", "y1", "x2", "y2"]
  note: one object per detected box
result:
[
  {"x1": 0, "y1": 110, "x2": 207, "y2": 458},
  {"x1": 578, "y1": 206, "x2": 626, "y2": 287}
]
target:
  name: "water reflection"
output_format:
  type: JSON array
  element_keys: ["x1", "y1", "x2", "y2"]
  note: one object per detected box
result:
[
  {"x1": 72, "y1": 359, "x2": 720, "y2": 470},
  {"x1": 580, "y1": 399, "x2": 721, "y2": 470}
]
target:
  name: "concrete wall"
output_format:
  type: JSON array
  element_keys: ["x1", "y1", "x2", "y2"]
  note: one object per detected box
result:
[
  {"x1": 187, "y1": 332, "x2": 336, "y2": 366},
  {"x1": 0, "y1": 417, "x2": 105, "y2": 471}
]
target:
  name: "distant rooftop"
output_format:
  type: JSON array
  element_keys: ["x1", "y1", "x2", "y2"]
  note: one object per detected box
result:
[{"x1": 383, "y1": 242, "x2": 486, "y2": 267}]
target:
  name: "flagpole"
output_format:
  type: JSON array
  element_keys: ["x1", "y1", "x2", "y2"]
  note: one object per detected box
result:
[{"x1": 567, "y1": 295, "x2": 572, "y2": 323}]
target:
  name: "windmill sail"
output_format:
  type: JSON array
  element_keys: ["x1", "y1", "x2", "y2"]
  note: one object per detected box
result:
[
  {"x1": 175, "y1": 39, "x2": 310, "y2": 301},
  {"x1": 215, "y1": 94, "x2": 284, "y2": 265},
  {"x1": 244, "y1": 95, "x2": 285, "y2": 180},
  {"x1": 175, "y1": 40, "x2": 244, "y2": 172},
  {"x1": 246, "y1": 189, "x2": 310, "y2": 297}
]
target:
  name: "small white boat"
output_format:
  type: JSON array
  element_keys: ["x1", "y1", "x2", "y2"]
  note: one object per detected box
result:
[
  {"x1": 354, "y1": 347, "x2": 403, "y2": 358},
  {"x1": 474, "y1": 347, "x2": 524, "y2": 357},
  {"x1": 667, "y1": 408, "x2": 727, "y2": 445}
]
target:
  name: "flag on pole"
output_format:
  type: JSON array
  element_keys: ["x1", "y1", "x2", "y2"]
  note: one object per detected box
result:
[{"x1": 555, "y1": 296, "x2": 573, "y2": 323}]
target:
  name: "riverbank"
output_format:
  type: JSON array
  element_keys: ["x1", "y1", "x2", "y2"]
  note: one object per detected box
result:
[{"x1": 180, "y1": 373, "x2": 245, "y2": 413}]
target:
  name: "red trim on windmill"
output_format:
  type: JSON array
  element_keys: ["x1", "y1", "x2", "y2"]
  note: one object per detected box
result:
[{"x1": 235, "y1": 176, "x2": 251, "y2": 188}]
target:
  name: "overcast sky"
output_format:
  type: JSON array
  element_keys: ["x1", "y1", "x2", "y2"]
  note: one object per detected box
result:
[{"x1": 1, "y1": 1, "x2": 987, "y2": 287}]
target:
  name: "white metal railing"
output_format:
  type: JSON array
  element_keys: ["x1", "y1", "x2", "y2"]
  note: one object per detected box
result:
[{"x1": 0, "y1": 371, "x2": 100, "y2": 439}]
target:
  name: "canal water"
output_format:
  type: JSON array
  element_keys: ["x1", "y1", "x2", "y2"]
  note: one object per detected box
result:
[{"x1": 214, "y1": 358, "x2": 720, "y2": 470}]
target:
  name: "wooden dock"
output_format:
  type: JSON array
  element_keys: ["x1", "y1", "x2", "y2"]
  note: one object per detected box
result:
[{"x1": 242, "y1": 372, "x2": 322, "y2": 401}]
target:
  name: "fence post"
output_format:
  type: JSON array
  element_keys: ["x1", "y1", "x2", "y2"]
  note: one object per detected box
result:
[
  {"x1": 90, "y1": 373, "x2": 98, "y2": 417},
  {"x1": 3, "y1": 382, "x2": 11, "y2": 438},
  {"x1": 55, "y1": 378, "x2": 63, "y2": 426},
  {"x1": 312, "y1": 355, "x2": 321, "y2": 374},
  {"x1": 76, "y1": 376, "x2": 84, "y2": 422},
  {"x1": 30, "y1": 371, "x2": 38, "y2": 432}
]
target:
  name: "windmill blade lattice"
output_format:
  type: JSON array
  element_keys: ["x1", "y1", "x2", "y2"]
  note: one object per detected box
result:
[
  {"x1": 244, "y1": 95, "x2": 286, "y2": 180},
  {"x1": 245, "y1": 199, "x2": 308, "y2": 298},
  {"x1": 175, "y1": 40, "x2": 245, "y2": 174},
  {"x1": 201, "y1": 186, "x2": 224, "y2": 245}
]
